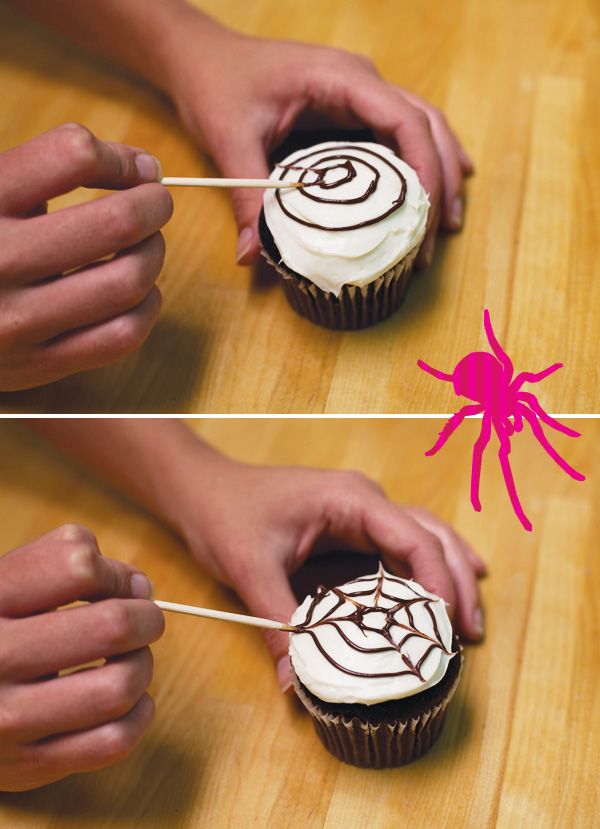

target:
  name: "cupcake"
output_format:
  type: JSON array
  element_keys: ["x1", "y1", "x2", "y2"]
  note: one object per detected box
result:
[
  {"x1": 260, "y1": 141, "x2": 429, "y2": 330},
  {"x1": 289, "y1": 563, "x2": 462, "y2": 768}
]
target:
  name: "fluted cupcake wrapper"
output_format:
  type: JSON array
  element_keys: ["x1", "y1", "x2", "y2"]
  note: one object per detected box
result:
[
  {"x1": 291, "y1": 648, "x2": 463, "y2": 769},
  {"x1": 260, "y1": 243, "x2": 420, "y2": 331}
]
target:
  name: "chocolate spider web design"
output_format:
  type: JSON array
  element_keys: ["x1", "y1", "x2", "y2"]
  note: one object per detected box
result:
[{"x1": 291, "y1": 565, "x2": 453, "y2": 682}]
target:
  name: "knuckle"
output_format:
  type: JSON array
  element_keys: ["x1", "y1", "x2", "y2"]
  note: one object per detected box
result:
[
  {"x1": 109, "y1": 312, "x2": 150, "y2": 356},
  {"x1": 0, "y1": 313, "x2": 25, "y2": 350},
  {"x1": 98, "y1": 721, "x2": 137, "y2": 762},
  {"x1": 412, "y1": 108, "x2": 432, "y2": 133},
  {"x1": 100, "y1": 601, "x2": 135, "y2": 650},
  {"x1": 0, "y1": 705, "x2": 20, "y2": 740},
  {"x1": 425, "y1": 530, "x2": 445, "y2": 559},
  {"x1": 352, "y1": 51, "x2": 377, "y2": 71},
  {"x1": 118, "y1": 260, "x2": 157, "y2": 308},
  {"x1": 150, "y1": 231, "x2": 167, "y2": 267},
  {"x1": 339, "y1": 469, "x2": 370, "y2": 488},
  {"x1": 158, "y1": 186, "x2": 174, "y2": 222},
  {"x1": 55, "y1": 523, "x2": 96, "y2": 544},
  {"x1": 103, "y1": 197, "x2": 144, "y2": 249},
  {"x1": 120, "y1": 234, "x2": 165, "y2": 305},
  {"x1": 100, "y1": 666, "x2": 144, "y2": 719},
  {"x1": 66, "y1": 543, "x2": 100, "y2": 591},
  {"x1": 0, "y1": 245, "x2": 22, "y2": 284},
  {"x1": 60, "y1": 123, "x2": 98, "y2": 172}
]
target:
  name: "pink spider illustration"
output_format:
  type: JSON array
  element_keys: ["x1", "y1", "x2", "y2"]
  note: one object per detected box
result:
[{"x1": 418, "y1": 309, "x2": 585, "y2": 532}]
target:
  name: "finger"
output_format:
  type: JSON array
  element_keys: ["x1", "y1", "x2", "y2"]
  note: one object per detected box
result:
[
  {"x1": 401, "y1": 507, "x2": 485, "y2": 639},
  {"x1": 4, "y1": 648, "x2": 153, "y2": 743},
  {"x1": 309, "y1": 72, "x2": 442, "y2": 268},
  {"x1": 397, "y1": 89, "x2": 475, "y2": 178},
  {"x1": 0, "y1": 524, "x2": 153, "y2": 617},
  {"x1": 359, "y1": 497, "x2": 456, "y2": 617},
  {"x1": 234, "y1": 563, "x2": 298, "y2": 692},
  {"x1": 403, "y1": 506, "x2": 488, "y2": 578},
  {"x1": 4, "y1": 183, "x2": 172, "y2": 285},
  {"x1": 213, "y1": 133, "x2": 270, "y2": 265},
  {"x1": 0, "y1": 123, "x2": 162, "y2": 216},
  {"x1": 34, "y1": 286, "x2": 162, "y2": 386},
  {"x1": 422, "y1": 111, "x2": 465, "y2": 231},
  {"x1": 15, "y1": 232, "x2": 165, "y2": 343},
  {"x1": 442, "y1": 543, "x2": 484, "y2": 641},
  {"x1": 463, "y1": 543, "x2": 488, "y2": 576},
  {"x1": 28, "y1": 693, "x2": 155, "y2": 783},
  {"x1": 2, "y1": 598, "x2": 164, "y2": 681}
]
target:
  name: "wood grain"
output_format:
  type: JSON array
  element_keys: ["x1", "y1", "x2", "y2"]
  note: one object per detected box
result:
[
  {"x1": 0, "y1": 0, "x2": 598, "y2": 413},
  {"x1": 0, "y1": 418, "x2": 597, "y2": 827}
]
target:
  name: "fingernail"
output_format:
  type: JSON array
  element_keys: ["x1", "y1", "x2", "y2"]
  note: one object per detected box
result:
[
  {"x1": 277, "y1": 655, "x2": 292, "y2": 693},
  {"x1": 135, "y1": 153, "x2": 162, "y2": 182},
  {"x1": 131, "y1": 573, "x2": 154, "y2": 599},
  {"x1": 473, "y1": 607, "x2": 484, "y2": 638},
  {"x1": 421, "y1": 235, "x2": 434, "y2": 267},
  {"x1": 235, "y1": 227, "x2": 253, "y2": 264},
  {"x1": 451, "y1": 197, "x2": 463, "y2": 229}
]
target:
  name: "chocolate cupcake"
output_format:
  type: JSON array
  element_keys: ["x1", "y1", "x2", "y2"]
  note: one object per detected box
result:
[
  {"x1": 260, "y1": 141, "x2": 429, "y2": 330},
  {"x1": 289, "y1": 563, "x2": 462, "y2": 768}
]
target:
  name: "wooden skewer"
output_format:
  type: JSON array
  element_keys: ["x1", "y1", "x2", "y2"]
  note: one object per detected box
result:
[
  {"x1": 154, "y1": 599, "x2": 294, "y2": 631},
  {"x1": 160, "y1": 177, "x2": 304, "y2": 189}
]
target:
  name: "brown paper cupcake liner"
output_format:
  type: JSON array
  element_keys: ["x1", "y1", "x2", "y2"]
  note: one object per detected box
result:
[
  {"x1": 259, "y1": 209, "x2": 422, "y2": 330},
  {"x1": 291, "y1": 648, "x2": 463, "y2": 769},
  {"x1": 261, "y1": 246, "x2": 418, "y2": 331}
]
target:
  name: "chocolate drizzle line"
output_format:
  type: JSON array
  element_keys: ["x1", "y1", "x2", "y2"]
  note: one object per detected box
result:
[
  {"x1": 291, "y1": 564, "x2": 453, "y2": 681},
  {"x1": 274, "y1": 145, "x2": 407, "y2": 231}
]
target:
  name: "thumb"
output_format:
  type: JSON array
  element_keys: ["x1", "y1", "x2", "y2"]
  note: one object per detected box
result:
[
  {"x1": 234, "y1": 562, "x2": 298, "y2": 692},
  {"x1": 213, "y1": 135, "x2": 269, "y2": 265},
  {"x1": 0, "y1": 123, "x2": 163, "y2": 217}
]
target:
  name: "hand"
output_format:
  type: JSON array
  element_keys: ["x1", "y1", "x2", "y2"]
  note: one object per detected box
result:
[
  {"x1": 174, "y1": 456, "x2": 486, "y2": 691},
  {"x1": 0, "y1": 123, "x2": 173, "y2": 391},
  {"x1": 167, "y1": 21, "x2": 473, "y2": 266},
  {"x1": 0, "y1": 524, "x2": 164, "y2": 792}
]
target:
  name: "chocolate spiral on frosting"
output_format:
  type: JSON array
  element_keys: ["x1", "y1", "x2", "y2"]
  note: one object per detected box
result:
[
  {"x1": 275, "y1": 144, "x2": 407, "y2": 231},
  {"x1": 291, "y1": 567, "x2": 453, "y2": 682}
]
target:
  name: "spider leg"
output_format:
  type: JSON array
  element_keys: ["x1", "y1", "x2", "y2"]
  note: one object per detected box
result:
[
  {"x1": 471, "y1": 411, "x2": 492, "y2": 512},
  {"x1": 417, "y1": 359, "x2": 453, "y2": 383},
  {"x1": 494, "y1": 417, "x2": 532, "y2": 532},
  {"x1": 483, "y1": 309, "x2": 513, "y2": 380},
  {"x1": 519, "y1": 406, "x2": 585, "y2": 481},
  {"x1": 513, "y1": 410, "x2": 523, "y2": 432},
  {"x1": 425, "y1": 403, "x2": 484, "y2": 456},
  {"x1": 517, "y1": 393, "x2": 581, "y2": 437},
  {"x1": 512, "y1": 363, "x2": 562, "y2": 391}
]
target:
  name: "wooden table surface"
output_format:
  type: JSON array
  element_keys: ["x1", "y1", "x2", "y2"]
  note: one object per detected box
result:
[
  {"x1": 0, "y1": 418, "x2": 597, "y2": 827},
  {"x1": 0, "y1": 0, "x2": 598, "y2": 413}
]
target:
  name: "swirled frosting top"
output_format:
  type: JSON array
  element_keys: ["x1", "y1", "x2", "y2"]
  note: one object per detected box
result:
[
  {"x1": 289, "y1": 563, "x2": 454, "y2": 705},
  {"x1": 263, "y1": 141, "x2": 429, "y2": 296}
]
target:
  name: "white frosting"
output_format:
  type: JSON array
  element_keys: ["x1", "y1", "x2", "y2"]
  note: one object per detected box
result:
[
  {"x1": 263, "y1": 141, "x2": 429, "y2": 296},
  {"x1": 289, "y1": 565, "x2": 453, "y2": 705}
]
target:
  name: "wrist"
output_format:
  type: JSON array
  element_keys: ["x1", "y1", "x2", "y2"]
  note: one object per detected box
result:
[
  {"x1": 150, "y1": 433, "x2": 242, "y2": 551},
  {"x1": 156, "y1": 7, "x2": 241, "y2": 102}
]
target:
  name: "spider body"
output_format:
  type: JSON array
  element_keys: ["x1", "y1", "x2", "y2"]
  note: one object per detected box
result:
[
  {"x1": 451, "y1": 351, "x2": 514, "y2": 413},
  {"x1": 418, "y1": 310, "x2": 584, "y2": 532}
]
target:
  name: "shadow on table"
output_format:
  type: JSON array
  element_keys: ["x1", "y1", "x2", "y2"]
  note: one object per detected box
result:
[
  {"x1": 99, "y1": 313, "x2": 210, "y2": 414},
  {"x1": 0, "y1": 735, "x2": 200, "y2": 828},
  {"x1": 0, "y1": 314, "x2": 208, "y2": 414}
]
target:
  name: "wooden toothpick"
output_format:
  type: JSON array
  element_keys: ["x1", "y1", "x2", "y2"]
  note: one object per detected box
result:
[
  {"x1": 160, "y1": 177, "x2": 303, "y2": 189},
  {"x1": 154, "y1": 600, "x2": 294, "y2": 631}
]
